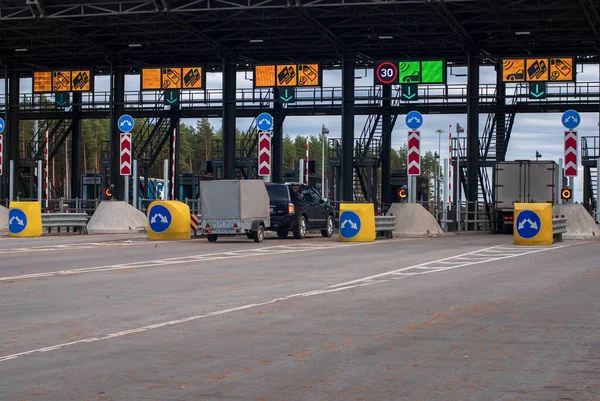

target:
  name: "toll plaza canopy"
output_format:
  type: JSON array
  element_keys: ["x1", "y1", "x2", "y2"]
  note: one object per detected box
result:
[
  {"x1": 1, "y1": 0, "x2": 599, "y2": 207},
  {"x1": 0, "y1": 0, "x2": 598, "y2": 67}
]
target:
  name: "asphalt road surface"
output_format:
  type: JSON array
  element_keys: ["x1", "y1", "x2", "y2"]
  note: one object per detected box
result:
[{"x1": 1, "y1": 233, "x2": 599, "y2": 401}]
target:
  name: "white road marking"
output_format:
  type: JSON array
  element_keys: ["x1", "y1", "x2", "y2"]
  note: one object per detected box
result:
[
  {"x1": 0, "y1": 240, "x2": 590, "y2": 364},
  {"x1": 0, "y1": 240, "x2": 170, "y2": 255},
  {"x1": 0, "y1": 241, "x2": 377, "y2": 282}
]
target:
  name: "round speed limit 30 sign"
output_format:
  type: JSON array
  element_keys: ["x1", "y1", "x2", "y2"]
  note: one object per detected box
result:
[{"x1": 375, "y1": 61, "x2": 398, "y2": 85}]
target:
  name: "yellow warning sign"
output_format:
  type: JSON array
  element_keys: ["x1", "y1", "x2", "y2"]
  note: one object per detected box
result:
[
  {"x1": 33, "y1": 72, "x2": 52, "y2": 93},
  {"x1": 162, "y1": 67, "x2": 182, "y2": 89},
  {"x1": 276, "y1": 64, "x2": 297, "y2": 86},
  {"x1": 182, "y1": 67, "x2": 203, "y2": 89},
  {"x1": 502, "y1": 59, "x2": 525, "y2": 82},
  {"x1": 297, "y1": 64, "x2": 320, "y2": 86},
  {"x1": 254, "y1": 65, "x2": 275, "y2": 87},
  {"x1": 525, "y1": 58, "x2": 549, "y2": 81},
  {"x1": 71, "y1": 70, "x2": 91, "y2": 91},
  {"x1": 52, "y1": 71, "x2": 72, "y2": 92},
  {"x1": 549, "y1": 57, "x2": 574, "y2": 81},
  {"x1": 142, "y1": 68, "x2": 162, "y2": 90}
]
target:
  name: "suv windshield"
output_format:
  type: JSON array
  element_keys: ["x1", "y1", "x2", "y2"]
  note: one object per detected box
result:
[{"x1": 266, "y1": 185, "x2": 289, "y2": 202}]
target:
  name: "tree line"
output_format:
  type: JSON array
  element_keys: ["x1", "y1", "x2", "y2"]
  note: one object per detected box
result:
[{"x1": 16, "y1": 118, "x2": 442, "y2": 190}]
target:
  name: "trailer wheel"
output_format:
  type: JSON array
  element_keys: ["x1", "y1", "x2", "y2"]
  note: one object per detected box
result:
[
  {"x1": 207, "y1": 234, "x2": 218, "y2": 243},
  {"x1": 253, "y1": 224, "x2": 265, "y2": 243}
]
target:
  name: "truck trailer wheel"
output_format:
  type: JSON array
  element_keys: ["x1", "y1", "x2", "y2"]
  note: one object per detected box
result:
[
  {"x1": 207, "y1": 234, "x2": 218, "y2": 243},
  {"x1": 253, "y1": 224, "x2": 265, "y2": 243}
]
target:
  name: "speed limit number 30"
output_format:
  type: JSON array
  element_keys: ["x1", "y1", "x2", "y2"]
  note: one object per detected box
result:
[{"x1": 376, "y1": 61, "x2": 398, "y2": 85}]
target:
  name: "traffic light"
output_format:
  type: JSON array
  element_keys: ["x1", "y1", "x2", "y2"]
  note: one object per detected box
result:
[
  {"x1": 394, "y1": 185, "x2": 408, "y2": 202},
  {"x1": 561, "y1": 188, "x2": 572, "y2": 201},
  {"x1": 103, "y1": 184, "x2": 115, "y2": 199}
]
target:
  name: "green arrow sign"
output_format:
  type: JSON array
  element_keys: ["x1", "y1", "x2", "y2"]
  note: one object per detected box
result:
[
  {"x1": 164, "y1": 89, "x2": 180, "y2": 106},
  {"x1": 279, "y1": 87, "x2": 295, "y2": 103},
  {"x1": 528, "y1": 82, "x2": 546, "y2": 99},
  {"x1": 401, "y1": 84, "x2": 419, "y2": 101},
  {"x1": 54, "y1": 93, "x2": 70, "y2": 108}
]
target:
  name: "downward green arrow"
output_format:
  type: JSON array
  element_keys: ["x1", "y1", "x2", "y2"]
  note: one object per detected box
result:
[
  {"x1": 402, "y1": 86, "x2": 416, "y2": 100},
  {"x1": 529, "y1": 84, "x2": 545, "y2": 98},
  {"x1": 166, "y1": 91, "x2": 178, "y2": 104},
  {"x1": 56, "y1": 94, "x2": 67, "y2": 106},
  {"x1": 280, "y1": 89, "x2": 293, "y2": 102}
]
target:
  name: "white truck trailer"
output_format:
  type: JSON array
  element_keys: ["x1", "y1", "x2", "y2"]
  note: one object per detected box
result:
[{"x1": 494, "y1": 160, "x2": 563, "y2": 233}]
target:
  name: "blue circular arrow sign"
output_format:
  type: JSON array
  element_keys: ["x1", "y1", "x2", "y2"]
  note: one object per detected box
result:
[
  {"x1": 257, "y1": 113, "x2": 274, "y2": 131},
  {"x1": 516, "y1": 210, "x2": 541, "y2": 239},
  {"x1": 405, "y1": 111, "x2": 423, "y2": 130},
  {"x1": 339, "y1": 210, "x2": 361, "y2": 239},
  {"x1": 561, "y1": 109, "x2": 580, "y2": 129},
  {"x1": 118, "y1": 114, "x2": 135, "y2": 133},
  {"x1": 8, "y1": 209, "x2": 27, "y2": 235},
  {"x1": 148, "y1": 204, "x2": 172, "y2": 233},
  {"x1": 0, "y1": 117, "x2": 5, "y2": 134}
]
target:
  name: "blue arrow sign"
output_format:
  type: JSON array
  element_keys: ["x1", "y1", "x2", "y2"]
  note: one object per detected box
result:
[
  {"x1": 0, "y1": 117, "x2": 4, "y2": 134},
  {"x1": 149, "y1": 204, "x2": 171, "y2": 233},
  {"x1": 257, "y1": 112, "x2": 274, "y2": 131},
  {"x1": 8, "y1": 209, "x2": 27, "y2": 235},
  {"x1": 405, "y1": 111, "x2": 423, "y2": 130},
  {"x1": 516, "y1": 210, "x2": 541, "y2": 239},
  {"x1": 118, "y1": 114, "x2": 135, "y2": 133},
  {"x1": 561, "y1": 109, "x2": 580, "y2": 129},
  {"x1": 339, "y1": 210, "x2": 361, "y2": 239}
]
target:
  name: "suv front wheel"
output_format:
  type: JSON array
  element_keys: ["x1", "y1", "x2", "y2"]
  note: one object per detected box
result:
[
  {"x1": 293, "y1": 216, "x2": 307, "y2": 239},
  {"x1": 321, "y1": 215, "x2": 334, "y2": 237}
]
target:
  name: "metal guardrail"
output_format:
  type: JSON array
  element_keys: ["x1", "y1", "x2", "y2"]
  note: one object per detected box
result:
[
  {"x1": 375, "y1": 215, "x2": 396, "y2": 239},
  {"x1": 552, "y1": 215, "x2": 567, "y2": 242},
  {"x1": 42, "y1": 213, "x2": 89, "y2": 234}
]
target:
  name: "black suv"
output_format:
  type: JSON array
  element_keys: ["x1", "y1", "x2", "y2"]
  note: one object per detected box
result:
[{"x1": 265, "y1": 183, "x2": 335, "y2": 239}]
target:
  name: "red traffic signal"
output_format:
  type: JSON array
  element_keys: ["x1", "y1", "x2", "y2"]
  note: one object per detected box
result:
[
  {"x1": 397, "y1": 188, "x2": 408, "y2": 199},
  {"x1": 103, "y1": 187, "x2": 112, "y2": 198}
]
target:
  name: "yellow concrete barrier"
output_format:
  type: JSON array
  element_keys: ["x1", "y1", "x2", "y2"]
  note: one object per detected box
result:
[
  {"x1": 147, "y1": 201, "x2": 191, "y2": 241},
  {"x1": 8, "y1": 201, "x2": 42, "y2": 237},
  {"x1": 513, "y1": 203, "x2": 553, "y2": 245},
  {"x1": 338, "y1": 203, "x2": 375, "y2": 242}
]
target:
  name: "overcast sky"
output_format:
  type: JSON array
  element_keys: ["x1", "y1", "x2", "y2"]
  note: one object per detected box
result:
[{"x1": 6, "y1": 63, "x2": 600, "y2": 202}]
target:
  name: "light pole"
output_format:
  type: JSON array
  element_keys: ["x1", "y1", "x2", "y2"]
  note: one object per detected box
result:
[
  {"x1": 435, "y1": 129, "x2": 445, "y2": 209},
  {"x1": 321, "y1": 124, "x2": 329, "y2": 197}
]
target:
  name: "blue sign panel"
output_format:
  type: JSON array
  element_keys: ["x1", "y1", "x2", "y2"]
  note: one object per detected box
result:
[
  {"x1": 257, "y1": 112, "x2": 274, "y2": 131},
  {"x1": 405, "y1": 111, "x2": 423, "y2": 130},
  {"x1": 339, "y1": 210, "x2": 362, "y2": 239},
  {"x1": 561, "y1": 109, "x2": 580, "y2": 129},
  {"x1": 0, "y1": 117, "x2": 4, "y2": 134},
  {"x1": 149, "y1": 204, "x2": 172, "y2": 233},
  {"x1": 118, "y1": 114, "x2": 135, "y2": 133},
  {"x1": 8, "y1": 209, "x2": 27, "y2": 235},
  {"x1": 516, "y1": 210, "x2": 541, "y2": 239}
]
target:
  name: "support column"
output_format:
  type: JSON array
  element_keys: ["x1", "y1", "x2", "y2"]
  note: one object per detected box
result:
[
  {"x1": 272, "y1": 88, "x2": 283, "y2": 183},
  {"x1": 71, "y1": 92, "x2": 82, "y2": 199},
  {"x1": 222, "y1": 55, "x2": 237, "y2": 179},
  {"x1": 169, "y1": 117, "x2": 180, "y2": 200},
  {"x1": 110, "y1": 67, "x2": 125, "y2": 199},
  {"x1": 495, "y1": 65, "x2": 506, "y2": 161},
  {"x1": 466, "y1": 53, "x2": 480, "y2": 210},
  {"x1": 6, "y1": 69, "x2": 19, "y2": 199},
  {"x1": 341, "y1": 56, "x2": 355, "y2": 201},
  {"x1": 381, "y1": 85, "x2": 392, "y2": 205}
]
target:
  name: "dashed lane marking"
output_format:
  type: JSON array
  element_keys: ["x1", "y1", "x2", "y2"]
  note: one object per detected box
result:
[
  {"x1": 0, "y1": 240, "x2": 172, "y2": 255},
  {"x1": 0, "y1": 241, "x2": 377, "y2": 282},
  {"x1": 0, "y1": 240, "x2": 590, "y2": 364}
]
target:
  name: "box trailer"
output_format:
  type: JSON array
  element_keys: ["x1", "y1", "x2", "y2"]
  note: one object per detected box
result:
[{"x1": 199, "y1": 180, "x2": 271, "y2": 243}]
